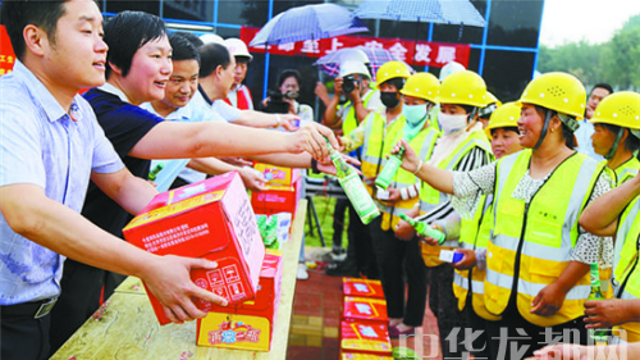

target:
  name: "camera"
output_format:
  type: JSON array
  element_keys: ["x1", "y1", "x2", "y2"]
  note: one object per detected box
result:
[
  {"x1": 263, "y1": 89, "x2": 290, "y2": 114},
  {"x1": 342, "y1": 75, "x2": 357, "y2": 94}
]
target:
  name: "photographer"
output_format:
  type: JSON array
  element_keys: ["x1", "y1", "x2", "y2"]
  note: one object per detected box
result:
[
  {"x1": 323, "y1": 60, "x2": 381, "y2": 136},
  {"x1": 262, "y1": 69, "x2": 314, "y2": 125}
]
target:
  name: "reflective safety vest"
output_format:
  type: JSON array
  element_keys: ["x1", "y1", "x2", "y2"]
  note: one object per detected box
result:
[
  {"x1": 379, "y1": 126, "x2": 440, "y2": 230},
  {"x1": 599, "y1": 157, "x2": 640, "y2": 298},
  {"x1": 342, "y1": 90, "x2": 379, "y2": 136},
  {"x1": 360, "y1": 110, "x2": 406, "y2": 197},
  {"x1": 420, "y1": 130, "x2": 493, "y2": 267},
  {"x1": 612, "y1": 195, "x2": 640, "y2": 343},
  {"x1": 452, "y1": 197, "x2": 501, "y2": 321},
  {"x1": 611, "y1": 157, "x2": 640, "y2": 186},
  {"x1": 484, "y1": 150, "x2": 608, "y2": 327}
]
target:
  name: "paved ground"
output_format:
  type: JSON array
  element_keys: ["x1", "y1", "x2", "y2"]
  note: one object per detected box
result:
[{"x1": 286, "y1": 247, "x2": 443, "y2": 360}]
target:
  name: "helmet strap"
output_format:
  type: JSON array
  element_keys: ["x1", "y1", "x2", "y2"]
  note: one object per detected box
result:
[
  {"x1": 605, "y1": 128, "x2": 626, "y2": 160},
  {"x1": 532, "y1": 109, "x2": 553, "y2": 151}
]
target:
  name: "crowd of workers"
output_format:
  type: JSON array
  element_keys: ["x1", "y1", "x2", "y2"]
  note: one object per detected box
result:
[{"x1": 1, "y1": 1, "x2": 640, "y2": 360}]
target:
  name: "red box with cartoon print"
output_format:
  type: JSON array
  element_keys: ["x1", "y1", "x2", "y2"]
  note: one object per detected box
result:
[
  {"x1": 253, "y1": 162, "x2": 301, "y2": 187},
  {"x1": 342, "y1": 278, "x2": 385, "y2": 299},
  {"x1": 340, "y1": 320, "x2": 392, "y2": 356},
  {"x1": 123, "y1": 172, "x2": 266, "y2": 325},
  {"x1": 196, "y1": 249, "x2": 284, "y2": 351},
  {"x1": 343, "y1": 296, "x2": 389, "y2": 325}
]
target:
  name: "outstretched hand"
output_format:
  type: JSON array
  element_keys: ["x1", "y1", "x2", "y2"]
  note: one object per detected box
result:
[{"x1": 141, "y1": 255, "x2": 228, "y2": 324}]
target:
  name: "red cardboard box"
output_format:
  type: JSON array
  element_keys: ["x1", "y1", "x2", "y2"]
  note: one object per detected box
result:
[
  {"x1": 340, "y1": 321, "x2": 392, "y2": 356},
  {"x1": 251, "y1": 176, "x2": 302, "y2": 215},
  {"x1": 123, "y1": 172, "x2": 265, "y2": 325},
  {"x1": 341, "y1": 353, "x2": 394, "y2": 360},
  {"x1": 343, "y1": 278, "x2": 385, "y2": 299},
  {"x1": 343, "y1": 296, "x2": 389, "y2": 324},
  {"x1": 196, "y1": 249, "x2": 284, "y2": 351}
]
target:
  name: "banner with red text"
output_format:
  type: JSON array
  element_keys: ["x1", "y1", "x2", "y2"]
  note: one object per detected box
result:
[
  {"x1": 0, "y1": 25, "x2": 16, "y2": 76},
  {"x1": 240, "y1": 26, "x2": 470, "y2": 69}
]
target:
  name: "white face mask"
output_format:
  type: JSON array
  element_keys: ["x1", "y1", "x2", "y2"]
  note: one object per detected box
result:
[{"x1": 438, "y1": 112, "x2": 469, "y2": 134}]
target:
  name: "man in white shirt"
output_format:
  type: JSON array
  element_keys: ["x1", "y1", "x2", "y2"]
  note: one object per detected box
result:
[{"x1": 575, "y1": 83, "x2": 613, "y2": 160}]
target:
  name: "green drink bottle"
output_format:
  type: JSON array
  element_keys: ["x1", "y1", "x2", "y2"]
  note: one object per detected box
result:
[
  {"x1": 148, "y1": 162, "x2": 165, "y2": 182},
  {"x1": 375, "y1": 145, "x2": 405, "y2": 191},
  {"x1": 587, "y1": 263, "x2": 608, "y2": 345},
  {"x1": 327, "y1": 141, "x2": 380, "y2": 225},
  {"x1": 398, "y1": 213, "x2": 446, "y2": 245}
]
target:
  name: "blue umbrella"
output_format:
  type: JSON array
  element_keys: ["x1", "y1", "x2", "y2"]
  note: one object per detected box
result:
[
  {"x1": 249, "y1": 3, "x2": 369, "y2": 47},
  {"x1": 353, "y1": 0, "x2": 486, "y2": 27},
  {"x1": 313, "y1": 46, "x2": 412, "y2": 79}
]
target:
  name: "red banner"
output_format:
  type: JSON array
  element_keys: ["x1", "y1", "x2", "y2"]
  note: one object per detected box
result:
[
  {"x1": 0, "y1": 25, "x2": 16, "y2": 76},
  {"x1": 240, "y1": 26, "x2": 470, "y2": 69}
]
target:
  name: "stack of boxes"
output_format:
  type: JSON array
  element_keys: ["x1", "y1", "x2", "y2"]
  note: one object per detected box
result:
[
  {"x1": 251, "y1": 162, "x2": 302, "y2": 218},
  {"x1": 196, "y1": 249, "x2": 284, "y2": 351},
  {"x1": 340, "y1": 278, "x2": 392, "y2": 359},
  {"x1": 124, "y1": 170, "x2": 295, "y2": 351}
]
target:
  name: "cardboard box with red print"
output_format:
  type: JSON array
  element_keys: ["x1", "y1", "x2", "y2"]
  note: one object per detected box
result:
[
  {"x1": 251, "y1": 176, "x2": 302, "y2": 216},
  {"x1": 123, "y1": 172, "x2": 265, "y2": 325},
  {"x1": 342, "y1": 278, "x2": 385, "y2": 299},
  {"x1": 342, "y1": 296, "x2": 389, "y2": 325},
  {"x1": 340, "y1": 321, "x2": 392, "y2": 356},
  {"x1": 196, "y1": 249, "x2": 284, "y2": 351}
]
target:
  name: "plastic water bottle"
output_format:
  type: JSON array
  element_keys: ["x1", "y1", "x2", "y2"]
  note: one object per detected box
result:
[
  {"x1": 148, "y1": 163, "x2": 165, "y2": 182},
  {"x1": 375, "y1": 145, "x2": 405, "y2": 191},
  {"x1": 587, "y1": 263, "x2": 608, "y2": 345},
  {"x1": 399, "y1": 213, "x2": 446, "y2": 245}
]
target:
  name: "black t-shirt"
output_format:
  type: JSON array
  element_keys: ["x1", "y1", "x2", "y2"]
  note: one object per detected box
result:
[{"x1": 81, "y1": 88, "x2": 162, "y2": 237}]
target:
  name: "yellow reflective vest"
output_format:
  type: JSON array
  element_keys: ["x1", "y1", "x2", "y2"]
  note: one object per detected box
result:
[
  {"x1": 420, "y1": 130, "x2": 493, "y2": 267},
  {"x1": 341, "y1": 90, "x2": 379, "y2": 136},
  {"x1": 484, "y1": 150, "x2": 610, "y2": 327},
  {"x1": 378, "y1": 126, "x2": 440, "y2": 230},
  {"x1": 360, "y1": 110, "x2": 406, "y2": 197},
  {"x1": 612, "y1": 195, "x2": 640, "y2": 343},
  {"x1": 452, "y1": 197, "x2": 501, "y2": 321}
]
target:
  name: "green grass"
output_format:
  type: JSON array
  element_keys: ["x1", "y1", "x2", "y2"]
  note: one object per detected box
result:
[{"x1": 303, "y1": 196, "x2": 349, "y2": 249}]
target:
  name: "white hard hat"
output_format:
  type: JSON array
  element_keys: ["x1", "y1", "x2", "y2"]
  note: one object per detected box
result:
[
  {"x1": 338, "y1": 48, "x2": 369, "y2": 64},
  {"x1": 439, "y1": 61, "x2": 466, "y2": 82},
  {"x1": 225, "y1": 38, "x2": 253, "y2": 61},
  {"x1": 199, "y1": 33, "x2": 224, "y2": 45},
  {"x1": 339, "y1": 61, "x2": 371, "y2": 79}
]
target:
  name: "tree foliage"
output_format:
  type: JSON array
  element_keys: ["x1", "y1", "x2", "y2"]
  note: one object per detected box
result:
[{"x1": 538, "y1": 13, "x2": 640, "y2": 91}]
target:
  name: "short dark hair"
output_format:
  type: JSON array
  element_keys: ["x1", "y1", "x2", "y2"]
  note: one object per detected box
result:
[
  {"x1": 490, "y1": 127, "x2": 519, "y2": 136},
  {"x1": 104, "y1": 11, "x2": 166, "y2": 79},
  {"x1": 278, "y1": 69, "x2": 300, "y2": 88},
  {"x1": 1, "y1": 0, "x2": 69, "y2": 60},
  {"x1": 168, "y1": 32, "x2": 200, "y2": 65},
  {"x1": 381, "y1": 77, "x2": 405, "y2": 91},
  {"x1": 591, "y1": 83, "x2": 614, "y2": 95},
  {"x1": 198, "y1": 43, "x2": 231, "y2": 78},
  {"x1": 179, "y1": 31, "x2": 204, "y2": 49},
  {"x1": 598, "y1": 123, "x2": 640, "y2": 153}
]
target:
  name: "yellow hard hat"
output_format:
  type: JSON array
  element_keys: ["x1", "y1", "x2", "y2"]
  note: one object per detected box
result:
[
  {"x1": 517, "y1": 72, "x2": 586, "y2": 121},
  {"x1": 436, "y1": 70, "x2": 488, "y2": 108},
  {"x1": 485, "y1": 102, "x2": 521, "y2": 138},
  {"x1": 400, "y1": 72, "x2": 439, "y2": 103},
  {"x1": 376, "y1": 61, "x2": 411, "y2": 88},
  {"x1": 589, "y1": 91, "x2": 640, "y2": 131}
]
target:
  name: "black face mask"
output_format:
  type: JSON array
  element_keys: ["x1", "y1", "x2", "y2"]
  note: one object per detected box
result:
[{"x1": 380, "y1": 91, "x2": 400, "y2": 109}]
